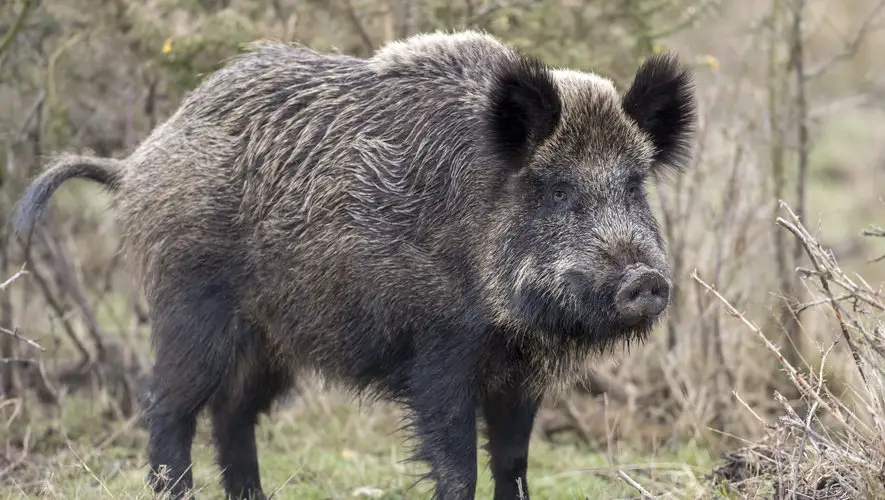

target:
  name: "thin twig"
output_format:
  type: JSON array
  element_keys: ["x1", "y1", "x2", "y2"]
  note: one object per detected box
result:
[
  {"x1": 789, "y1": 0, "x2": 809, "y2": 267},
  {"x1": 691, "y1": 269, "x2": 811, "y2": 394},
  {"x1": 0, "y1": 326, "x2": 44, "y2": 351},
  {"x1": 0, "y1": 266, "x2": 28, "y2": 291},
  {"x1": 340, "y1": 0, "x2": 375, "y2": 53},
  {"x1": 0, "y1": 0, "x2": 36, "y2": 57},
  {"x1": 25, "y1": 256, "x2": 92, "y2": 364},
  {"x1": 0, "y1": 357, "x2": 38, "y2": 364},
  {"x1": 776, "y1": 203, "x2": 869, "y2": 385},
  {"x1": 617, "y1": 469, "x2": 656, "y2": 499},
  {"x1": 794, "y1": 294, "x2": 853, "y2": 314},
  {"x1": 804, "y1": 0, "x2": 885, "y2": 80}
]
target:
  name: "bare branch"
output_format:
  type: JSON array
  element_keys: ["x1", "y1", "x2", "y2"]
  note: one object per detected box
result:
[
  {"x1": 0, "y1": 266, "x2": 27, "y2": 291},
  {"x1": 691, "y1": 269, "x2": 813, "y2": 397},
  {"x1": 25, "y1": 254, "x2": 92, "y2": 364},
  {"x1": 776, "y1": 201, "x2": 880, "y2": 385},
  {"x1": 650, "y1": 0, "x2": 724, "y2": 39},
  {"x1": 805, "y1": 0, "x2": 885, "y2": 80},
  {"x1": 0, "y1": 357, "x2": 38, "y2": 365},
  {"x1": 617, "y1": 469, "x2": 655, "y2": 499},
  {"x1": 340, "y1": 0, "x2": 376, "y2": 53},
  {"x1": 789, "y1": 0, "x2": 809, "y2": 256},
  {"x1": 0, "y1": 0, "x2": 36, "y2": 57},
  {"x1": 0, "y1": 326, "x2": 44, "y2": 351},
  {"x1": 463, "y1": 0, "x2": 530, "y2": 28}
]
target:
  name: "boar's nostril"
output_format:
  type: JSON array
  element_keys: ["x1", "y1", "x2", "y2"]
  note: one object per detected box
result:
[{"x1": 614, "y1": 266, "x2": 670, "y2": 324}]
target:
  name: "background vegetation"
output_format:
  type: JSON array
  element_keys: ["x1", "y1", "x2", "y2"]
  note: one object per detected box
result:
[{"x1": 3, "y1": 0, "x2": 885, "y2": 498}]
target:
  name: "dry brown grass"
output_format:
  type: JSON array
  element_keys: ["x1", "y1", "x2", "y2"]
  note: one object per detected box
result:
[{"x1": 696, "y1": 202, "x2": 885, "y2": 498}]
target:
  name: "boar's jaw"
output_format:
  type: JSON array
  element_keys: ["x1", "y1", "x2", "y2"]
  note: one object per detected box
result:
[{"x1": 507, "y1": 280, "x2": 660, "y2": 349}]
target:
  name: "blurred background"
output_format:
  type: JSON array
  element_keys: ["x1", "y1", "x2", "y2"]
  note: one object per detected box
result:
[{"x1": 2, "y1": 0, "x2": 885, "y2": 498}]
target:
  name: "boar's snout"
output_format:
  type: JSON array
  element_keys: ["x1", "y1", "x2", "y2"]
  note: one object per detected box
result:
[{"x1": 613, "y1": 264, "x2": 670, "y2": 326}]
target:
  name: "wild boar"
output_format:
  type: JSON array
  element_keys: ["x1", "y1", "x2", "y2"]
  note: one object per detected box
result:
[{"x1": 13, "y1": 30, "x2": 696, "y2": 500}]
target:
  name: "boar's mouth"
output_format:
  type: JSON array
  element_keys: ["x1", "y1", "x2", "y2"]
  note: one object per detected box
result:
[{"x1": 510, "y1": 282, "x2": 660, "y2": 348}]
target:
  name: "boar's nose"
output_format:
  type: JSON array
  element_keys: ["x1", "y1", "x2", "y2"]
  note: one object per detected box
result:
[{"x1": 614, "y1": 265, "x2": 670, "y2": 325}]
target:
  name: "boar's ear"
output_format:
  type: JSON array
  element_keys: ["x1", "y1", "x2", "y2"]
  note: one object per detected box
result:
[
  {"x1": 622, "y1": 52, "x2": 697, "y2": 174},
  {"x1": 486, "y1": 56, "x2": 562, "y2": 167}
]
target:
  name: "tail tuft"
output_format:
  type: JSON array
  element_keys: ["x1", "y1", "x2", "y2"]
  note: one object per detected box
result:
[{"x1": 11, "y1": 153, "x2": 123, "y2": 248}]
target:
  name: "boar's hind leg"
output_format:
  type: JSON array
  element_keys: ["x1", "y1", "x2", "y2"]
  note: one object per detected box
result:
[
  {"x1": 482, "y1": 384, "x2": 540, "y2": 500},
  {"x1": 143, "y1": 274, "x2": 242, "y2": 499},
  {"x1": 208, "y1": 340, "x2": 288, "y2": 500},
  {"x1": 407, "y1": 331, "x2": 482, "y2": 500}
]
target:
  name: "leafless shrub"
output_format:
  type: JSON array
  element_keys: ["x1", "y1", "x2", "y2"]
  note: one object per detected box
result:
[{"x1": 701, "y1": 202, "x2": 885, "y2": 498}]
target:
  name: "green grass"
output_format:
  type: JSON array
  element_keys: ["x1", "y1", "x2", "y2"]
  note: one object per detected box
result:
[{"x1": 2, "y1": 390, "x2": 719, "y2": 499}]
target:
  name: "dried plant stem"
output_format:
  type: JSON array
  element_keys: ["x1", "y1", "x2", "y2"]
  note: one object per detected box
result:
[
  {"x1": 691, "y1": 269, "x2": 810, "y2": 394},
  {"x1": 618, "y1": 469, "x2": 656, "y2": 499},
  {"x1": 0, "y1": 327, "x2": 44, "y2": 352},
  {"x1": 0, "y1": 0, "x2": 35, "y2": 57},
  {"x1": 0, "y1": 266, "x2": 27, "y2": 291},
  {"x1": 775, "y1": 202, "x2": 869, "y2": 385}
]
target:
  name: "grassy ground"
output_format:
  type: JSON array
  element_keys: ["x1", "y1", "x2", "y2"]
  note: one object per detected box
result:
[{"x1": 2, "y1": 388, "x2": 721, "y2": 500}]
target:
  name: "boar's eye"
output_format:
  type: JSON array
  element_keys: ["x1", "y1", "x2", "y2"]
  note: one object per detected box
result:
[
  {"x1": 553, "y1": 189, "x2": 568, "y2": 203},
  {"x1": 545, "y1": 183, "x2": 574, "y2": 212},
  {"x1": 626, "y1": 174, "x2": 645, "y2": 203}
]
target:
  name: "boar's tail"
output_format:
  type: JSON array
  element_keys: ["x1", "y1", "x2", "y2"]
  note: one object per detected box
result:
[{"x1": 12, "y1": 153, "x2": 123, "y2": 247}]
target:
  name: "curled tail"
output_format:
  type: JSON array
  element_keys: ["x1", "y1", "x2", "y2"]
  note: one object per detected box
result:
[{"x1": 12, "y1": 153, "x2": 124, "y2": 247}]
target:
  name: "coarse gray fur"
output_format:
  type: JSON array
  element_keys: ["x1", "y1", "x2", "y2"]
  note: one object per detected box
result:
[{"x1": 12, "y1": 29, "x2": 697, "y2": 500}]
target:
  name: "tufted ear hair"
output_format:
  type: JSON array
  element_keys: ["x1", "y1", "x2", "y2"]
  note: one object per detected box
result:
[
  {"x1": 485, "y1": 55, "x2": 562, "y2": 167},
  {"x1": 622, "y1": 52, "x2": 697, "y2": 174}
]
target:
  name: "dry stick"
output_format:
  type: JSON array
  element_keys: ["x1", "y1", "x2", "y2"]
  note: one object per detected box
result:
[
  {"x1": 563, "y1": 399, "x2": 593, "y2": 446},
  {"x1": 0, "y1": 262, "x2": 26, "y2": 396},
  {"x1": 0, "y1": 266, "x2": 28, "y2": 291},
  {"x1": 797, "y1": 260, "x2": 885, "y2": 313},
  {"x1": 690, "y1": 269, "x2": 850, "y2": 429},
  {"x1": 464, "y1": 0, "x2": 527, "y2": 27},
  {"x1": 13, "y1": 91, "x2": 45, "y2": 143},
  {"x1": 804, "y1": 0, "x2": 885, "y2": 80},
  {"x1": 0, "y1": 327, "x2": 43, "y2": 351},
  {"x1": 694, "y1": 270, "x2": 874, "y2": 442},
  {"x1": 0, "y1": 357, "x2": 38, "y2": 364},
  {"x1": 789, "y1": 0, "x2": 809, "y2": 267},
  {"x1": 794, "y1": 294, "x2": 853, "y2": 314},
  {"x1": 775, "y1": 204, "x2": 869, "y2": 386},
  {"x1": 862, "y1": 225, "x2": 885, "y2": 256},
  {"x1": 26, "y1": 259, "x2": 91, "y2": 364},
  {"x1": 0, "y1": 0, "x2": 35, "y2": 57},
  {"x1": 339, "y1": 0, "x2": 375, "y2": 53},
  {"x1": 691, "y1": 269, "x2": 810, "y2": 394},
  {"x1": 0, "y1": 424, "x2": 31, "y2": 480},
  {"x1": 791, "y1": 345, "x2": 827, "y2": 498},
  {"x1": 51, "y1": 231, "x2": 106, "y2": 359},
  {"x1": 866, "y1": 253, "x2": 885, "y2": 264},
  {"x1": 852, "y1": 273, "x2": 882, "y2": 305},
  {"x1": 768, "y1": 0, "x2": 807, "y2": 382},
  {"x1": 792, "y1": 228, "x2": 885, "y2": 312},
  {"x1": 824, "y1": 296, "x2": 885, "y2": 363},
  {"x1": 617, "y1": 469, "x2": 656, "y2": 499},
  {"x1": 732, "y1": 389, "x2": 770, "y2": 427}
]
